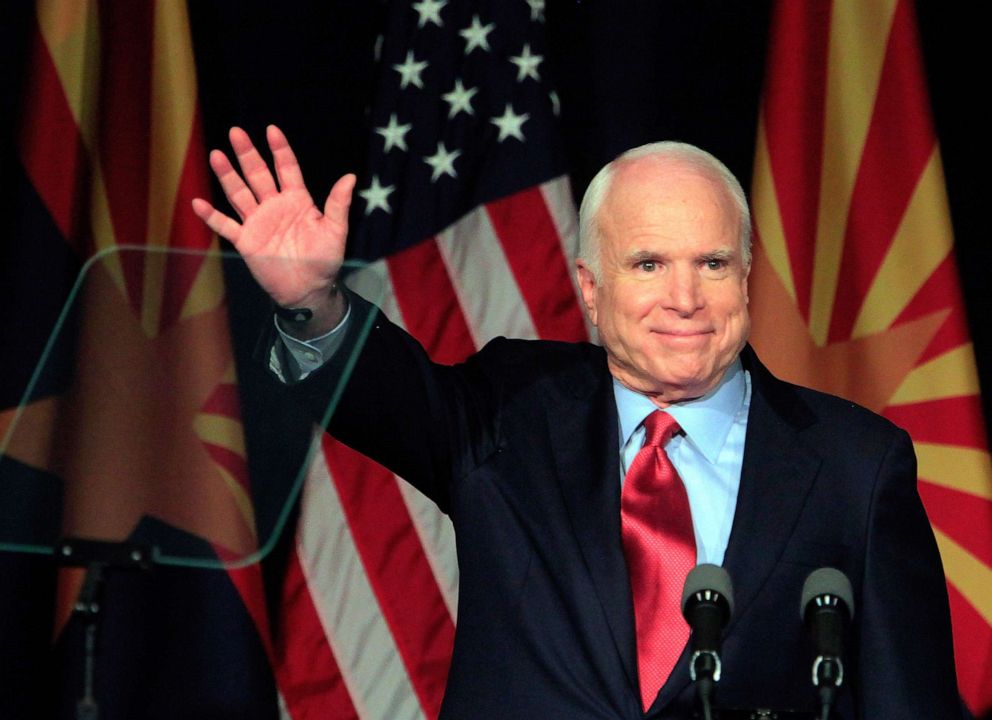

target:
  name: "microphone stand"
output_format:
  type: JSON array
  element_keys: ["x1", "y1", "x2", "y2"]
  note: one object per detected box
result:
[
  {"x1": 813, "y1": 654, "x2": 843, "y2": 720},
  {"x1": 690, "y1": 648, "x2": 720, "y2": 720}
]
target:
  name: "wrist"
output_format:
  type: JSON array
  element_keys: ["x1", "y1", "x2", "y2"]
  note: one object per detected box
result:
[{"x1": 276, "y1": 283, "x2": 347, "y2": 340}]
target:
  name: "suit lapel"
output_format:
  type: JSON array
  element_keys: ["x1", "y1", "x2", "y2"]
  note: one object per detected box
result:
[
  {"x1": 651, "y1": 348, "x2": 822, "y2": 714},
  {"x1": 722, "y1": 348, "x2": 821, "y2": 637},
  {"x1": 543, "y1": 349, "x2": 640, "y2": 695}
]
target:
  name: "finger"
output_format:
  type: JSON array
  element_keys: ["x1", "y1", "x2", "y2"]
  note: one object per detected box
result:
[
  {"x1": 192, "y1": 198, "x2": 242, "y2": 243},
  {"x1": 323, "y1": 173, "x2": 357, "y2": 227},
  {"x1": 209, "y1": 148, "x2": 258, "y2": 220},
  {"x1": 267, "y1": 125, "x2": 307, "y2": 191},
  {"x1": 229, "y1": 126, "x2": 279, "y2": 200}
]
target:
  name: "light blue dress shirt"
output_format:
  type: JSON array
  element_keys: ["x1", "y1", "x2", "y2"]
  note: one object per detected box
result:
[{"x1": 614, "y1": 360, "x2": 751, "y2": 566}]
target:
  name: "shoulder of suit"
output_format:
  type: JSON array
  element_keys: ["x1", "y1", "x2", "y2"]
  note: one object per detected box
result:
[
  {"x1": 743, "y1": 345, "x2": 908, "y2": 442},
  {"x1": 468, "y1": 337, "x2": 605, "y2": 387},
  {"x1": 793, "y1": 383, "x2": 903, "y2": 435}
]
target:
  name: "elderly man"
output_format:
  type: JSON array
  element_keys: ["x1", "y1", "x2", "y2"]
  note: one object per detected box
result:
[{"x1": 194, "y1": 127, "x2": 960, "y2": 719}]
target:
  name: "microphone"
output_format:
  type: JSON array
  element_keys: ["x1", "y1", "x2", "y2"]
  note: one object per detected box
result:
[
  {"x1": 800, "y1": 568, "x2": 854, "y2": 720},
  {"x1": 681, "y1": 564, "x2": 734, "y2": 720}
]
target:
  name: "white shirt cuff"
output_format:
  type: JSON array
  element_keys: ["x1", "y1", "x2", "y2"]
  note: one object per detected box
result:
[{"x1": 270, "y1": 303, "x2": 352, "y2": 382}]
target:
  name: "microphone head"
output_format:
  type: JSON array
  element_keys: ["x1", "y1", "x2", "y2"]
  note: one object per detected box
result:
[
  {"x1": 681, "y1": 563, "x2": 735, "y2": 617},
  {"x1": 800, "y1": 567, "x2": 855, "y2": 620}
]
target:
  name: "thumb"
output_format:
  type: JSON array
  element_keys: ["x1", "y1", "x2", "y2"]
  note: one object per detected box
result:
[{"x1": 324, "y1": 173, "x2": 357, "y2": 225}]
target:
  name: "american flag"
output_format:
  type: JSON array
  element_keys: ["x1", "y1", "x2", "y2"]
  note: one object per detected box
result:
[{"x1": 272, "y1": 2, "x2": 590, "y2": 718}]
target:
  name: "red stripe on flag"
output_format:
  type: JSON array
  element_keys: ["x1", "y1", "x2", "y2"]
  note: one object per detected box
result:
[
  {"x1": 918, "y1": 483, "x2": 992, "y2": 568},
  {"x1": 946, "y1": 583, "x2": 992, "y2": 715},
  {"x1": 203, "y1": 443, "x2": 252, "y2": 493},
  {"x1": 485, "y1": 188, "x2": 588, "y2": 342},
  {"x1": 160, "y1": 112, "x2": 216, "y2": 331},
  {"x1": 218, "y1": 550, "x2": 355, "y2": 719},
  {"x1": 275, "y1": 545, "x2": 361, "y2": 720},
  {"x1": 388, "y1": 239, "x2": 477, "y2": 364},
  {"x1": 827, "y1": 0, "x2": 937, "y2": 342},
  {"x1": 97, "y1": 1, "x2": 155, "y2": 309},
  {"x1": 761, "y1": 0, "x2": 832, "y2": 323},
  {"x1": 323, "y1": 435, "x2": 454, "y2": 719},
  {"x1": 200, "y1": 381, "x2": 241, "y2": 416},
  {"x1": 884, "y1": 395, "x2": 989, "y2": 449},
  {"x1": 18, "y1": 21, "x2": 88, "y2": 252}
]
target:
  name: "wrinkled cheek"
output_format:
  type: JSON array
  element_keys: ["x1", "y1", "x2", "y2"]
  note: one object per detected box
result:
[
  {"x1": 718, "y1": 316, "x2": 750, "y2": 363},
  {"x1": 730, "y1": 311, "x2": 752, "y2": 347}
]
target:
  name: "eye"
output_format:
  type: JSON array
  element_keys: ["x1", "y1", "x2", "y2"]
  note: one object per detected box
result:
[
  {"x1": 637, "y1": 260, "x2": 658, "y2": 272},
  {"x1": 703, "y1": 257, "x2": 729, "y2": 271}
]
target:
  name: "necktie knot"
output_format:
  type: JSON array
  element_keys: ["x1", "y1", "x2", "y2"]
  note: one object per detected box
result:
[{"x1": 642, "y1": 410, "x2": 681, "y2": 449}]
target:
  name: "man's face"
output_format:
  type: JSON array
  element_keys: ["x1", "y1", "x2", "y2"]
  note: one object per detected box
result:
[{"x1": 576, "y1": 157, "x2": 751, "y2": 406}]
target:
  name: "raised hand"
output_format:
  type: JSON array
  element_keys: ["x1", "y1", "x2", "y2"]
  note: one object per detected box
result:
[{"x1": 192, "y1": 125, "x2": 354, "y2": 335}]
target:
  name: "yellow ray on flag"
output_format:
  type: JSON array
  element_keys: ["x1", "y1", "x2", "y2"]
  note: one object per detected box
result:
[
  {"x1": 809, "y1": 0, "x2": 898, "y2": 346},
  {"x1": 934, "y1": 528, "x2": 992, "y2": 626},
  {"x1": 916, "y1": 443, "x2": 992, "y2": 501},
  {"x1": 890, "y1": 344, "x2": 981, "y2": 405}
]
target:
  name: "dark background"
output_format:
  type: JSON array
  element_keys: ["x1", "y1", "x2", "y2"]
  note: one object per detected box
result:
[{"x1": 0, "y1": 1, "x2": 987, "y2": 717}]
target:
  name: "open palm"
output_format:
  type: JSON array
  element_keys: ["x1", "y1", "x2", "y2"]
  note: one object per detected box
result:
[{"x1": 192, "y1": 125, "x2": 355, "y2": 311}]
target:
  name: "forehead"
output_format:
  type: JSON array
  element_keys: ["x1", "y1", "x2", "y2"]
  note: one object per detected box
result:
[{"x1": 598, "y1": 157, "x2": 740, "y2": 252}]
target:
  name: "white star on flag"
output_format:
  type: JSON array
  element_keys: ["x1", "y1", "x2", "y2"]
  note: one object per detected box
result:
[
  {"x1": 393, "y1": 50, "x2": 429, "y2": 89},
  {"x1": 423, "y1": 141, "x2": 461, "y2": 181},
  {"x1": 459, "y1": 15, "x2": 495, "y2": 54},
  {"x1": 526, "y1": 0, "x2": 546, "y2": 22},
  {"x1": 412, "y1": 0, "x2": 447, "y2": 29},
  {"x1": 549, "y1": 90, "x2": 561, "y2": 117},
  {"x1": 442, "y1": 79, "x2": 478, "y2": 119},
  {"x1": 375, "y1": 113, "x2": 412, "y2": 152},
  {"x1": 509, "y1": 44, "x2": 542, "y2": 82},
  {"x1": 358, "y1": 175, "x2": 395, "y2": 215},
  {"x1": 490, "y1": 104, "x2": 529, "y2": 142}
]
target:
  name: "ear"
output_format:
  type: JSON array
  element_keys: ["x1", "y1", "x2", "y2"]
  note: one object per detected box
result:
[
  {"x1": 575, "y1": 261, "x2": 599, "y2": 327},
  {"x1": 741, "y1": 258, "x2": 751, "y2": 305}
]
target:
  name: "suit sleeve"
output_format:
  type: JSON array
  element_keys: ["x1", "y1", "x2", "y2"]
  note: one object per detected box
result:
[
  {"x1": 856, "y1": 428, "x2": 962, "y2": 718},
  {"x1": 284, "y1": 290, "x2": 504, "y2": 514}
]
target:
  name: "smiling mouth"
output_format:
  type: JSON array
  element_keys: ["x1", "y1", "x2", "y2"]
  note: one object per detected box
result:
[{"x1": 653, "y1": 329, "x2": 713, "y2": 337}]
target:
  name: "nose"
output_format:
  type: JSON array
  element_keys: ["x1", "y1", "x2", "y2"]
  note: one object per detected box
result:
[{"x1": 660, "y1": 264, "x2": 704, "y2": 316}]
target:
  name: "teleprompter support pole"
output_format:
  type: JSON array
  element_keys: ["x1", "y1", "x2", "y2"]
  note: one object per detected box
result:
[{"x1": 56, "y1": 538, "x2": 155, "y2": 720}]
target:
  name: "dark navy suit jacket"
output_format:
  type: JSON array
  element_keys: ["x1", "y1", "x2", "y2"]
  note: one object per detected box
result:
[{"x1": 288, "y1": 292, "x2": 960, "y2": 719}]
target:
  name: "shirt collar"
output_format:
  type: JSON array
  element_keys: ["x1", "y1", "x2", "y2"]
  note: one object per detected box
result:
[{"x1": 613, "y1": 358, "x2": 746, "y2": 463}]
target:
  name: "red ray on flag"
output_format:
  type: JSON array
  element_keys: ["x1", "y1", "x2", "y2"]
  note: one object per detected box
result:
[{"x1": 750, "y1": 0, "x2": 992, "y2": 713}]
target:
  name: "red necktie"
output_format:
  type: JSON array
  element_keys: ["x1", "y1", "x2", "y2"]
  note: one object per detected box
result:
[{"x1": 621, "y1": 410, "x2": 696, "y2": 711}]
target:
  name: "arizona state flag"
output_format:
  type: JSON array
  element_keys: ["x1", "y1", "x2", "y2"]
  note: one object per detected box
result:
[
  {"x1": 750, "y1": 0, "x2": 992, "y2": 714},
  {"x1": 4, "y1": 1, "x2": 281, "y2": 716}
]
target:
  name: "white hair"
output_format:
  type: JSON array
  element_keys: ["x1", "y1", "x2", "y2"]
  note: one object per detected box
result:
[{"x1": 577, "y1": 141, "x2": 752, "y2": 283}]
